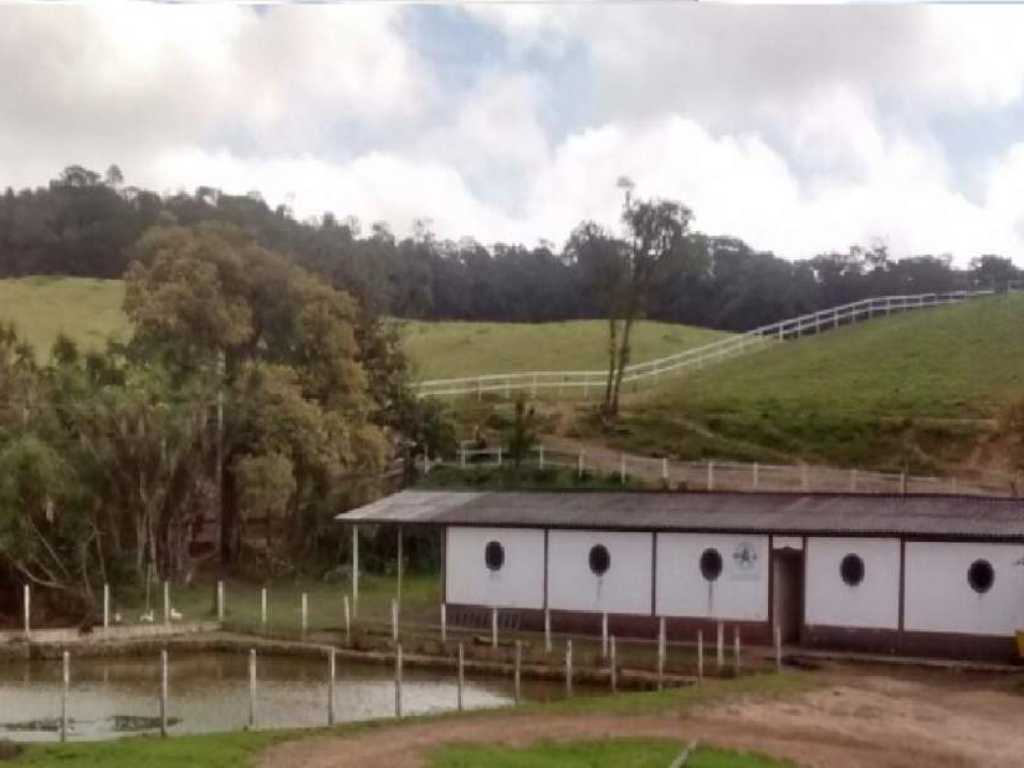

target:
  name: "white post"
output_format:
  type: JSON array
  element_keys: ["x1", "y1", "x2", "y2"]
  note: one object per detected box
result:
[
  {"x1": 601, "y1": 612, "x2": 609, "y2": 659},
  {"x1": 577, "y1": 449, "x2": 584, "y2": 479},
  {"x1": 491, "y1": 606, "x2": 498, "y2": 649},
  {"x1": 327, "y1": 647, "x2": 336, "y2": 726},
  {"x1": 103, "y1": 583, "x2": 110, "y2": 630},
  {"x1": 496, "y1": 446, "x2": 503, "y2": 467},
  {"x1": 538, "y1": 444, "x2": 545, "y2": 470},
  {"x1": 900, "y1": 471, "x2": 908, "y2": 496},
  {"x1": 163, "y1": 581, "x2": 170, "y2": 626},
  {"x1": 609, "y1": 636, "x2": 617, "y2": 693},
  {"x1": 565, "y1": 639, "x2": 573, "y2": 697},
  {"x1": 801, "y1": 463, "x2": 809, "y2": 491},
  {"x1": 23, "y1": 584, "x2": 29, "y2": 637},
  {"x1": 661, "y1": 458, "x2": 669, "y2": 484},
  {"x1": 707, "y1": 460, "x2": 715, "y2": 491},
  {"x1": 457, "y1": 643, "x2": 465, "y2": 712},
  {"x1": 301, "y1": 592, "x2": 308, "y2": 636},
  {"x1": 544, "y1": 608, "x2": 552, "y2": 653},
  {"x1": 216, "y1": 580, "x2": 224, "y2": 623},
  {"x1": 260, "y1": 587, "x2": 268, "y2": 629},
  {"x1": 423, "y1": 452, "x2": 431, "y2": 476},
  {"x1": 513, "y1": 641, "x2": 522, "y2": 704},
  {"x1": 734, "y1": 627, "x2": 741, "y2": 675},
  {"x1": 774, "y1": 625, "x2": 782, "y2": 673},
  {"x1": 396, "y1": 526, "x2": 403, "y2": 608},
  {"x1": 440, "y1": 603, "x2": 447, "y2": 644},
  {"x1": 697, "y1": 630, "x2": 704, "y2": 685},
  {"x1": 619, "y1": 453, "x2": 626, "y2": 484},
  {"x1": 343, "y1": 595, "x2": 351, "y2": 645},
  {"x1": 716, "y1": 622, "x2": 724, "y2": 670},
  {"x1": 159, "y1": 649, "x2": 168, "y2": 738},
  {"x1": 352, "y1": 525, "x2": 359, "y2": 619},
  {"x1": 248, "y1": 649, "x2": 257, "y2": 728},
  {"x1": 657, "y1": 617, "x2": 666, "y2": 691},
  {"x1": 60, "y1": 650, "x2": 69, "y2": 743},
  {"x1": 394, "y1": 644, "x2": 403, "y2": 718},
  {"x1": 391, "y1": 598, "x2": 399, "y2": 643},
  {"x1": 850, "y1": 469, "x2": 858, "y2": 493},
  {"x1": 460, "y1": 446, "x2": 466, "y2": 469}
]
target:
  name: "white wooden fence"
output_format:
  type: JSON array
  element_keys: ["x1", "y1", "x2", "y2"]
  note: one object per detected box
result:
[
  {"x1": 428, "y1": 444, "x2": 1020, "y2": 499},
  {"x1": 415, "y1": 290, "x2": 993, "y2": 399}
]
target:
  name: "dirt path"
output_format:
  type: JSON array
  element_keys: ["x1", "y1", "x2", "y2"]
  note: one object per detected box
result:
[{"x1": 258, "y1": 667, "x2": 1024, "y2": 768}]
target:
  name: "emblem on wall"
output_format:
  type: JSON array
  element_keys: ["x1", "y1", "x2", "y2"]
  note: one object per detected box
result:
[{"x1": 731, "y1": 541, "x2": 760, "y2": 580}]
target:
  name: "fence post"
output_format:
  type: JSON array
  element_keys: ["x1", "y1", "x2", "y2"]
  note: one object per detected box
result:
[
  {"x1": 661, "y1": 458, "x2": 669, "y2": 485},
  {"x1": 301, "y1": 593, "x2": 308, "y2": 636},
  {"x1": 733, "y1": 627, "x2": 741, "y2": 675},
  {"x1": 801, "y1": 464, "x2": 809, "y2": 491},
  {"x1": 248, "y1": 648, "x2": 257, "y2": 728},
  {"x1": 344, "y1": 595, "x2": 351, "y2": 645},
  {"x1": 159, "y1": 649, "x2": 168, "y2": 738},
  {"x1": 657, "y1": 617, "x2": 666, "y2": 691},
  {"x1": 577, "y1": 450, "x2": 584, "y2": 479},
  {"x1": 391, "y1": 598, "x2": 399, "y2": 643},
  {"x1": 707, "y1": 460, "x2": 715, "y2": 491},
  {"x1": 327, "y1": 647, "x2": 336, "y2": 726},
  {"x1": 697, "y1": 630, "x2": 704, "y2": 685},
  {"x1": 619, "y1": 453, "x2": 626, "y2": 485},
  {"x1": 352, "y1": 525, "x2": 359, "y2": 619},
  {"x1": 260, "y1": 587, "x2": 268, "y2": 630},
  {"x1": 163, "y1": 581, "x2": 170, "y2": 626},
  {"x1": 514, "y1": 641, "x2": 522, "y2": 704},
  {"x1": 538, "y1": 444, "x2": 545, "y2": 470},
  {"x1": 423, "y1": 452, "x2": 431, "y2": 475},
  {"x1": 601, "y1": 612, "x2": 609, "y2": 659},
  {"x1": 60, "y1": 650, "x2": 69, "y2": 743},
  {"x1": 440, "y1": 602, "x2": 447, "y2": 644},
  {"x1": 23, "y1": 584, "x2": 29, "y2": 637},
  {"x1": 849, "y1": 468, "x2": 858, "y2": 493},
  {"x1": 491, "y1": 606, "x2": 498, "y2": 649},
  {"x1": 103, "y1": 583, "x2": 110, "y2": 630},
  {"x1": 774, "y1": 625, "x2": 782, "y2": 673},
  {"x1": 565, "y1": 639, "x2": 573, "y2": 697},
  {"x1": 457, "y1": 643, "x2": 464, "y2": 711},
  {"x1": 497, "y1": 446, "x2": 503, "y2": 468},
  {"x1": 609, "y1": 636, "x2": 617, "y2": 693},
  {"x1": 544, "y1": 608, "x2": 552, "y2": 653},
  {"x1": 716, "y1": 622, "x2": 724, "y2": 670},
  {"x1": 900, "y1": 471, "x2": 908, "y2": 496},
  {"x1": 460, "y1": 446, "x2": 467, "y2": 469},
  {"x1": 216, "y1": 580, "x2": 224, "y2": 623},
  {"x1": 394, "y1": 644, "x2": 403, "y2": 718},
  {"x1": 752, "y1": 462, "x2": 759, "y2": 491}
]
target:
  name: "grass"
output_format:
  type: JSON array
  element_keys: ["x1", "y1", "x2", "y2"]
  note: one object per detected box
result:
[
  {"x1": 0, "y1": 276, "x2": 127, "y2": 357},
  {"x1": 428, "y1": 740, "x2": 790, "y2": 768},
  {"x1": 401, "y1": 319, "x2": 730, "y2": 380}
]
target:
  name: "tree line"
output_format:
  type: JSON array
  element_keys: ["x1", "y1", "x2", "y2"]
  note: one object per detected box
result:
[{"x1": 2, "y1": 166, "x2": 1020, "y2": 333}]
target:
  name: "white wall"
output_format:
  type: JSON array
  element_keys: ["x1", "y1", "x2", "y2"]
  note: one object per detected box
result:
[
  {"x1": 655, "y1": 534, "x2": 768, "y2": 621},
  {"x1": 547, "y1": 530, "x2": 653, "y2": 614},
  {"x1": 905, "y1": 541, "x2": 1024, "y2": 636},
  {"x1": 804, "y1": 537, "x2": 900, "y2": 629},
  {"x1": 445, "y1": 527, "x2": 545, "y2": 609}
]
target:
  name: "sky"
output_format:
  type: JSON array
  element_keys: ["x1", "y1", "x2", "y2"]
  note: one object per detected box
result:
[{"x1": 3, "y1": 2, "x2": 1024, "y2": 263}]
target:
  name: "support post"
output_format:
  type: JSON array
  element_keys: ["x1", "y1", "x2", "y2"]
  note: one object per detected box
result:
[
  {"x1": 301, "y1": 592, "x2": 308, "y2": 636},
  {"x1": 260, "y1": 587, "x2": 268, "y2": 629},
  {"x1": 216, "y1": 580, "x2": 224, "y2": 623},
  {"x1": 697, "y1": 630, "x2": 704, "y2": 685},
  {"x1": 619, "y1": 453, "x2": 626, "y2": 484},
  {"x1": 752, "y1": 462, "x2": 759, "y2": 490},
  {"x1": 457, "y1": 643, "x2": 465, "y2": 712},
  {"x1": 850, "y1": 468, "x2": 858, "y2": 493},
  {"x1": 733, "y1": 627, "x2": 741, "y2": 675},
  {"x1": 391, "y1": 598, "x2": 399, "y2": 643},
  {"x1": 396, "y1": 525, "x2": 403, "y2": 608},
  {"x1": 565, "y1": 639, "x2": 573, "y2": 697},
  {"x1": 513, "y1": 641, "x2": 522, "y2": 704},
  {"x1": 103, "y1": 583, "x2": 110, "y2": 630},
  {"x1": 440, "y1": 603, "x2": 447, "y2": 644},
  {"x1": 538, "y1": 444, "x2": 545, "y2": 470},
  {"x1": 716, "y1": 622, "x2": 724, "y2": 670},
  {"x1": 352, "y1": 525, "x2": 359, "y2": 619},
  {"x1": 460, "y1": 446, "x2": 467, "y2": 469},
  {"x1": 60, "y1": 650, "x2": 69, "y2": 743},
  {"x1": 497, "y1": 446, "x2": 503, "y2": 467},
  {"x1": 661, "y1": 458, "x2": 669, "y2": 485},
  {"x1": 160, "y1": 649, "x2": 168, "y2": 738},
  {"x1": 327, "y1": 647, "x2": 336, "y2": 726},
  {"x1": 248, "y1": 649, "x2": 257, "y2": 728},
  {"x1": 609, "y1": 636, "x2": 617, "y2": 693},
  {"x1": 601, "y1": 612, "x2": 609, "y2": 659},
  {"x1": 707, "y1": 460, "x2": 715, "y2": 491},
  {"x1": 23, "y1": 584, "x2": 29, "y2": 637},
  {"x1": 491, "y1": 606, "x2": 498, "y2": 649},
  {"x1": 900, "y1": 471, "x2": 908, "y2": 496},
  {"x1": 774, "y1": 625, "x2": 782, "y2": 673},
  {"x1": 394, "y1": 644, "x2": 403, "y2": 718},
  {"x1": 544, "y1": 608, "x2": 552, "y2": 653},
  {"x1": 344, "y1": 595, "x2": 351, "y2": 645},
  {"x1": 163, "y1": 581, "x2": 170, "y2": 626},
  {"x1": 577, "y1": 449, "x2": 584, "y2": 479},
  {"x1": 657, "y1": 617, "x2": 666, "y2": 691}
]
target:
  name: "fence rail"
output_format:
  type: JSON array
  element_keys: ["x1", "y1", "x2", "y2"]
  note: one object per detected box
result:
[
  {"x1": 415, "y1": 290, "x2": 993, "y2": 399},
  {"x1": 430, "y1": 444, "x2": 1021, "y2": 499}
]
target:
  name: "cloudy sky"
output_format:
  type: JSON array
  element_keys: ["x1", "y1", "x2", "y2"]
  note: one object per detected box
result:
[{"x1": 3, "y1": 2, "x2": 1024, "y2": 262}]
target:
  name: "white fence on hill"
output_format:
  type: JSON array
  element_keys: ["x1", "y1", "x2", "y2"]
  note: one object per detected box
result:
[
  {"x1": 415, "y1": 290, "x2": 993, "y2": 399},
  {"x1": 427, "y1": 445, "x2": 1021, "y2": 499}
]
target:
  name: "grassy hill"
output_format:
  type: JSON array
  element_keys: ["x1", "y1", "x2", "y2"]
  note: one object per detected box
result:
[
  {"x1": 402, "y1": 319, "x2": 730, "y2": 380},
  {"x1": 0, "y1": 276, "x2": 127, "y2": 356},
  {"x1": 587, "y1": 293, "x2": 1024, "y2": 471}
]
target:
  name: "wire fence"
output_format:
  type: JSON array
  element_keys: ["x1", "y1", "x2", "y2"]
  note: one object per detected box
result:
[
  {"x1": 414, "y1": 290, "x2": 994, "y2": 399},
  {"x1": 431, "y1": 444, "x2": 1021, "y2": 499}
]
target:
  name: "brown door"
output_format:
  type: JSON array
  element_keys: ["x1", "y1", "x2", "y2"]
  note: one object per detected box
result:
[{"x1": 772, "y1": 550, "x2": 803, "y2": 644}]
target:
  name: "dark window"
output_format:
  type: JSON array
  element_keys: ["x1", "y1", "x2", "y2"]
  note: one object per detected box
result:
[
  {"x1": 588, "y1": 544, "x2": 611, "y2": 576},
  {"x1": 967, "y1": 559, "x2": 995, "y2": 594},
  {"x1": 699, "y1": 548, "x2": 723, "y2": 582},
  {"x1": 839, "y1": 554, "x2": 865, "y2": 587},
  {"x1": 484, "y1": 541, "x2": 505, "y2": 572}
]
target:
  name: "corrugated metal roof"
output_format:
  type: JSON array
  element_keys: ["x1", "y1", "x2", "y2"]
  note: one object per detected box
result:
[{"x1": 337, "y1": 490, "x2": 1024, "y2": 540}]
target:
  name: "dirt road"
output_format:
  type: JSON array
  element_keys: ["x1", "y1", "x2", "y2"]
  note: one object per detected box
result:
[{"x1": 258, "y1": 665, "x2": 1024, "y2": 767}]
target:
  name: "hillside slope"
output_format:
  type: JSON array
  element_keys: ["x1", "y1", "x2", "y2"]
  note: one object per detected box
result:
[{"x1": 583, "y1": 294, "x2": 1024, "y2": 471}]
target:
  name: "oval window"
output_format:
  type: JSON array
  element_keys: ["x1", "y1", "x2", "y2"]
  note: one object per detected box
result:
[
  {"x1": 967, "y1": 559, "x2": 995, "y2": 594},
  {"x1": 839, "y1": 554, "x2": 865, "y2": 587},
  {"x1": 588, "y1": 544, "x2": 611, "y2": 576},
  {"x1": 699, "y1": 548, "x2": 723, "y2": 582},
  {"x1": 484, "y1": 541, "x2": 505, "y2": 572}
]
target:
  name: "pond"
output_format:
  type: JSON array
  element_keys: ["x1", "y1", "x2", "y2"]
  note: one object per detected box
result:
[{"x1": 0, "y1": 652, "x2": 572, "y2": 741}]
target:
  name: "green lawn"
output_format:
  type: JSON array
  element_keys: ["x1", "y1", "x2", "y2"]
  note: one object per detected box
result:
[
  {"x1": 0, "y1": 276, "x2": 127, "y2": 357},
  {"x1": 401, "y1": 319, "x2": 730, "y2": 380},
  {"x1": 428, "y1": 740, "x2": 789, "y2": 768}
]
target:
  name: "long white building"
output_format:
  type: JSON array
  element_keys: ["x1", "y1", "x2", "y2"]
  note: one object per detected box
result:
[{"x1": 338, "y1": 490, "x2": 1024, "y2": 661}]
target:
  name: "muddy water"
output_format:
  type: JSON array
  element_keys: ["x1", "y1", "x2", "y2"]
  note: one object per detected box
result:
[{"x1": 0, "y1": 652, "x2": 571, "y2": 741}]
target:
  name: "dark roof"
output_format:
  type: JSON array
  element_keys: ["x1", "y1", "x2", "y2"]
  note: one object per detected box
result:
[{"x1": 336, "y1": 490, "x2": 1024, "y2": 540}]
